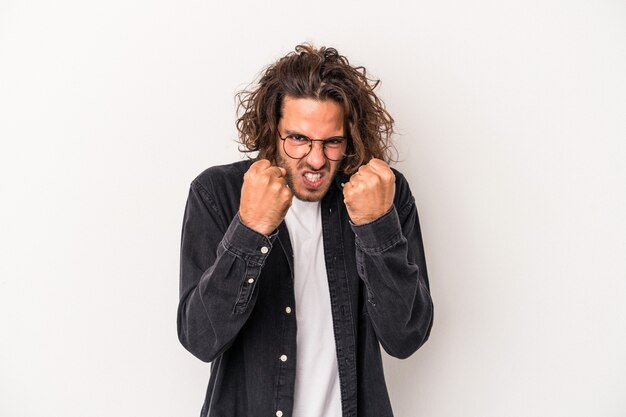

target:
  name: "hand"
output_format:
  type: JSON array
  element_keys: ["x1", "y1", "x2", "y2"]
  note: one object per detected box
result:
[
  {"x1": 240, "y1": 159, "x2": 293, "y2": 235},
  {"x1": 343, "y1": 159, "x2": 396, "y2": 225}
]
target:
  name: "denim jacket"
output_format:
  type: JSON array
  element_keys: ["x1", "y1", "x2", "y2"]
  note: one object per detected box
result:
[{"x1": 178, "y1": 160, "x2": 433, "y2": 417}]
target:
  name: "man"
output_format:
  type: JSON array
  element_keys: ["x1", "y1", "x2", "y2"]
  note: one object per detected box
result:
[{"x1": 178, "y1": 44, "x2": 433, "y2": 417}]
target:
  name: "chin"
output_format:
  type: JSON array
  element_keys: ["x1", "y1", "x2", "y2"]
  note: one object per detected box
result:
[
  {"x1": 293, "y1": 185, "x2": 329, "y2": 202},
  {"x1": 293, "y1": 190, "x2": 324, "y2": 202}
]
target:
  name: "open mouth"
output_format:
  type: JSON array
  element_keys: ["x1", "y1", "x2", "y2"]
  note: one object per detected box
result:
[{"x1": 302, "y1": 172, "x2": 324, "y2": 188}]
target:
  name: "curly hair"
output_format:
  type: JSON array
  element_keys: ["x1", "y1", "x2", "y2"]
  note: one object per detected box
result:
[{"x1": 235, "y1": 44, "x2": 395, "y2": 175}]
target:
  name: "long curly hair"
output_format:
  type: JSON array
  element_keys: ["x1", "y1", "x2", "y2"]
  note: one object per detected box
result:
[{"x1": 235, "y1": 44, "x2": 395, "y2": 174}]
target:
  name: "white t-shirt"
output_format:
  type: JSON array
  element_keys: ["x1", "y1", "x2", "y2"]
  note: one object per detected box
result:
[{"x1": 284, "y1": 197, "x2": 342, "y2": 417}]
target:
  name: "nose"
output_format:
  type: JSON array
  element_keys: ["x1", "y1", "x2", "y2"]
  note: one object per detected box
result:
[{"x1": 305, "y1": 141, "x2": 327, "y2": 170}]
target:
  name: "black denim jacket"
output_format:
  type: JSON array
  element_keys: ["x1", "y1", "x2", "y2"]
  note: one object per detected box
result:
[{"x1": 178, "y1": 160, "x2": 433, "y2": 417}]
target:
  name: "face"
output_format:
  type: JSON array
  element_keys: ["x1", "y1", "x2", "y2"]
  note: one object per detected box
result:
[{"x1": 276, "y1": 96, "x2": 345, "y2": 202}]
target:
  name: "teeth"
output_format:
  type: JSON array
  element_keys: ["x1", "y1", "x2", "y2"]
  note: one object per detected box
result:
[{"x1": 304, "y1": 173, "x2": 321, "y2": 181}]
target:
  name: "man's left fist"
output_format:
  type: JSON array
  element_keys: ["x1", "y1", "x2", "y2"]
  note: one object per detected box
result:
[{"x1": 343, "y1": 158, "x2": 396, "y2": 225}]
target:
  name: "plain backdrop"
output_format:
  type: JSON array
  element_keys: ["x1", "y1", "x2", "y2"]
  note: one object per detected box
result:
[{"x1": 1, "y1": 0, "x2": 625, "y2": 416}]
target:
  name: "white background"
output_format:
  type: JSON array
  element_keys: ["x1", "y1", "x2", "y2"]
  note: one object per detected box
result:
[{"x1": 1, "y1": 0, "x2": 625, "y2": 416}]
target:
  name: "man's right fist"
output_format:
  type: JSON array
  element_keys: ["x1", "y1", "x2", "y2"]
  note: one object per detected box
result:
[{"x1": 239, "y1": 159, "x2": 293, "y2": 236}]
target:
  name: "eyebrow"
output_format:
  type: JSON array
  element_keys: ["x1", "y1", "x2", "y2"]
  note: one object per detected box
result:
[{"x1": 283, "y1": 129, "x2": 346, "y2": 140}]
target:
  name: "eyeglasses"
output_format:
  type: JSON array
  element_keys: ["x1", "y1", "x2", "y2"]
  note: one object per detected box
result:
[{"x1": 278, "y1": 132, "x2": 348, "y2": 161}]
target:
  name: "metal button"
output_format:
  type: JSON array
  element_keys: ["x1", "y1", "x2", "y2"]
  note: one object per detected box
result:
[
  {"x1": 285, "y1": 306, "x2": 292, "y2": 314},
  {"x1": 247, "y1": 278, "x2": 254, "y2": 284},
  {"x1": 280, "y1": 355, "x2": 287, "y2": 362},
  {"x1": 260, "y1": 246, "x2": 269, "y2": 254},
  {"x1": 276, "y1": 411, "x2": 283, "y2": 417}
]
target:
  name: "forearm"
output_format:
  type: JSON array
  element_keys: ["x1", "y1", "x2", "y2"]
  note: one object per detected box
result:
[
  {"x1": 351, "y1": 202, "x2": 434, "y2": 359},
  {"x1": 177, "y1": 182, "x2": 276, "y2": 362}
]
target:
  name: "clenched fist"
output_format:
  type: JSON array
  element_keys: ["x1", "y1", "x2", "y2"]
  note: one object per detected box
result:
[
  {"x1": 240, "y1": 159, "x2": 294, "y2": 235},
  {"x1": 343, "y1": 158, "x2": 396, "y2": 225}
]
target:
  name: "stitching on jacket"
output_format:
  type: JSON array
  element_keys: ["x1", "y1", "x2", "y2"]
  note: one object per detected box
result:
[
  {"x1": 233, "y1": 263, "x2": 260, "y2": 314},
  {"x1": 192, "y1": 180, "x2": 226, "y2": 228}
]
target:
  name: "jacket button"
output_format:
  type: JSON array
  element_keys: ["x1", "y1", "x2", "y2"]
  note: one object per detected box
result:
[
  {"x1": 260, "y1": 246, "x2": 269, "y2": 254},
  {"x1": 285, "y1": 306, "x2": 292, "y2": 314},
  {"x1": 276, "y1": 411, "x2": 283, "y2": 417},
  {"x1": 280, "y1": 355, "x2": 287, "y2": 362}
]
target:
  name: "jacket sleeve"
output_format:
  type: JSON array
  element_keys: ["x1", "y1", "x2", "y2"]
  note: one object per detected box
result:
[
  {"x1": 350, "y1": 174, "x2": 434, "y2": 359},
  {"x1": 177, "y1": 180, "x2": 277, "y2": 362}
]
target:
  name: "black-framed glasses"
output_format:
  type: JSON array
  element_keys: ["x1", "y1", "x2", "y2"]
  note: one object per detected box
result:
[{"x1": 278, "y1": 132, "x2": 348, "y2": 161}]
